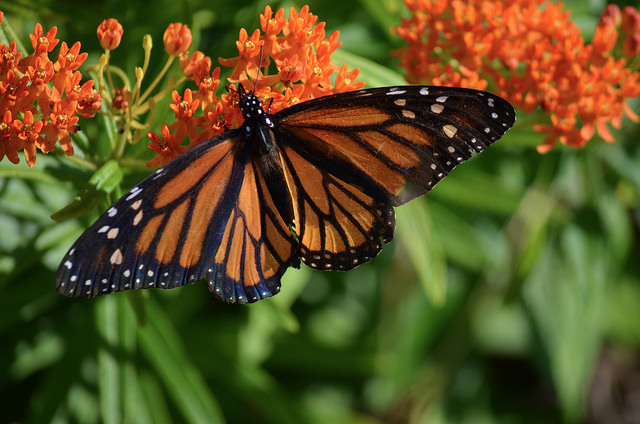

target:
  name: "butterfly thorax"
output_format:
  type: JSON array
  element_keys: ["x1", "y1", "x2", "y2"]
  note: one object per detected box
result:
[{"x1": 240, "y1": 91, "x2": 277, "y2": 156}]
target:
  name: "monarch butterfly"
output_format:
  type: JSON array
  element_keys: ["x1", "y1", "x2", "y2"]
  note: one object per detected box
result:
[{"x1": 56, "y1": 84, "x2": 516, "y2": 303}]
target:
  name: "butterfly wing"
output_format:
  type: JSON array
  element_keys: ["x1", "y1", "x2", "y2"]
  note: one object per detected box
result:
[
  {"x1": 208, "y1": 155, "x2": 298, "y2": 303},
  {"x1": 274, "y1": 85, "x2": 515, "y2": 270},
  {"x1": 55, "y1": 132, "x2": 297, "y2": 303}
]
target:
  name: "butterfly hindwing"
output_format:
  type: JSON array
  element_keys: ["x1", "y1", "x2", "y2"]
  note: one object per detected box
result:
[
  {"x1": 207, "y1": 157, "x2": 298, "y2": 303},
  {"x1": 278, "y1": 144, "x2": 395, "y2": 271}
]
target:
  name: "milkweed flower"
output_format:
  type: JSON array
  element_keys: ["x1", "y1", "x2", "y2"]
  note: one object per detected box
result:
[
  {"x1": 146, "y1": 124, "x2": 188, "y2": 168},
  {"x1": 0, "y1": 20, "x2": 100, "y2": 166},
  {"x1": 394, "y1": 0, "x2": 640, "y2": 153},
  {"x1": 147, "y1": 5, "x2": 365, "y2": 166},
  {"x1": 164, "y1": 23, "x2": 192, "y2": 56},
  {"x1": 97, "y1": 18, "x2": 124, "y2": 50}
]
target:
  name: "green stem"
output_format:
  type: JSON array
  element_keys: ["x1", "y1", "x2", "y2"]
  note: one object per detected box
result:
[{"x1": 138, "y1": 55, "x2": 176, "y2": 105}]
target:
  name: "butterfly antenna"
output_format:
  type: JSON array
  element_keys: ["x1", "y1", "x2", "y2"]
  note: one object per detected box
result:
[{"x1": 254, "y1": 46, "x2": 264, "y2": 94}]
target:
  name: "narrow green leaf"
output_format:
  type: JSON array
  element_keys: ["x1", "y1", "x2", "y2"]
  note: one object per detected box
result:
[
  {"x1": 523, "y1": 226, "x2": 606, "y2": 422},
  {"x1": 331, "y1": 48, "x2": 405, "y2": 87},
  {"x1": 96, "y1": 296, "x2": 122, "y2": 424},
  {"x1": 396, "y1": 201, "x2": 447, "y2": 305},
  {"x1": 50, "y1": 160, "x2": 123, "y2": 221},
  {"x1": 137, "y1": 298, "x2": 225, "y2": 424}
]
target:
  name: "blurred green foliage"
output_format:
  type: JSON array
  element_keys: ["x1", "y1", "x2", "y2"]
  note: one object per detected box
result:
[{"x1": 1, "y1": 0, "x2": 640, "y2": 423}]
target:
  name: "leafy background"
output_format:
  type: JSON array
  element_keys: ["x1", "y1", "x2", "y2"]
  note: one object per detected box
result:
[{"x1": 1, "y1": 0, "x2": 640, "y2": 423}]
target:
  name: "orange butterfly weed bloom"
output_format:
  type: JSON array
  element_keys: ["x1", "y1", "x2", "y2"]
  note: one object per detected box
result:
[
  {"x1": 163, "y1": 23, "x2": 193, "y2": 56},
  {"x1": 395, "y1": 0, "x2": 640, "y2": 153},
  {"x1": 146, "y1": 124, "x2": 188, "y2": 168},
  {"x1": 147, "y1": 5, "x2": 365, "y2": 166},
  {"x1": 0, "y1": 22, "x2": 100, "y2": 166},
  {"x1": 97, "y1": 18, "x2": 124, "y2": 50}
]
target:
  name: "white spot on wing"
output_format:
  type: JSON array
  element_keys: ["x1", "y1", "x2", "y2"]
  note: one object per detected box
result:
[
  {"x1": 110, "y1": 249, "x2": 123, "y2": 265},
  {"x1": 387, "y1": 89, "x2": 406, "y2": 95},
  {"x1": 430, "y1": 104, "x2": 444, "y2": 114},
  {"x1": 443, "y1": 124, "x2": 458, "y2": 138},
  {"x1": 402, "y1": 110, "x2": 416, "y2": 119},
  {"x1": 108, "y1": 207, "x2": 117, "y2": 217},
  {"x1": 126, "y1": 186, "x2": 142, "y2": 201},
  {"x1": 419, "y1": 87, "x2": 429, "y2": 95},
  {"x1": 133, "y1": 210, "x2": 143, "y2": 226}
]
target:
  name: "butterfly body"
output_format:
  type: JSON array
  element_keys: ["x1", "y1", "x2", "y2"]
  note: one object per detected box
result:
[{"x1": 56, "y1": 85, "x2": 515, "y2": 303}]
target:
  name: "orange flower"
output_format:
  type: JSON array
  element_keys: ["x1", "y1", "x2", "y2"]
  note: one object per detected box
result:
[
  {"x1": 395, "y1": 0, "x2": 640, "y2": 152},
  {"x1": 146, "y1": 125, "x2": 188, "y2": 167},
  {"x1": 260, "y1": 6, "x2": 286, "y2": 58},
  {"x1": 276, "y1": 54, "x2": 305, "y2": 85},
  {"x1": 163, "y1": 23, "x2": 192, "y2": 55},
  {"x1": 169, "y1": 89, "x2": 200, "y2": 144},
  {"x1": 625, "y1": 33, "x2": 640, "y2": 56},
  {"x1": 219, "y1": 28, "x2": 264, "y2": 81},
  {"x1": 0, "y1": 22, "x2": 100, "y2": 166},
  {"x1": 0, "y1": 41, "x2": 21, "y2": 76},
  {"x1": 97, "y1": 18, "x2": 124, "y2": 50},
  {"x1": 179, "y1": 50, "x2": 211, "y2": 82},
  {"x1": 29, "y1": 23, "x2": 59, "y2": 55},
  {"x1": 43, "y1": 100, "x2": 79, "y2": 155},
  {"x1": 13, "y1": 111, "x2": 44, "y2": 167},
  {"x1": 146, "y1": 6, "x2": 364, "y2": 166},
  {"x1": 75, "y1": 80, "x2": 102, "y2": 118},
  {"x1": 55, "y1": 41, "x2": 88, "y2": 72},
  {"x1": 622, "y1": 6, "x2": 640, "y2": 33},
  {"x1": 0, "y1": 110, "x2": 22, "y2": 164}
]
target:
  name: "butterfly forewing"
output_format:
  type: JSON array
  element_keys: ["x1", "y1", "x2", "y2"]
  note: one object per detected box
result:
[
  {"x1": 56, "y1": 134, "x2": 245, "y2": 297},
  {"x1": 277, "y1": 86, "x2": 515, "y2": 204}
]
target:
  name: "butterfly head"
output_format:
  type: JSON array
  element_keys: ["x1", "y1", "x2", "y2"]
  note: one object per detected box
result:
[{"x1": 237, "y1": 84, "x2": 277, "y2": 154}]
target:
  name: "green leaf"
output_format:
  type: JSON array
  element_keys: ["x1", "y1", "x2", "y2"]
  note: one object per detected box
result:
[
  {"x1": 396, "y1": 200, "x2": 447, "y2": 305},
  {"x1": 523, "y1": 226, "x2": 606, "y2": 422},
  {"x1": 96, "y1": 296, "x2": 123, "y2": 424},
  {"x1": 331, "y1": 48, "x2": 405, "y2": 87},
  {"x1": 137, "y1": 297, "x2": 225, "y2": 424},
  {"x1": 51, "y1": 160, "x2": 123, "y2": 221}
]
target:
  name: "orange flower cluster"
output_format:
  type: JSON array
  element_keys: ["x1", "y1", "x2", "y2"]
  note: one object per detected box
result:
[
  {"x1": 395, "y1": 0, "x2": 640, "y2": 152},
  {"x1": 0, "y1": 18, "x2": 101, "y2": 166},
  {"x1": 147, "y1": 5, "x2": 365, "y2": 167}
]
